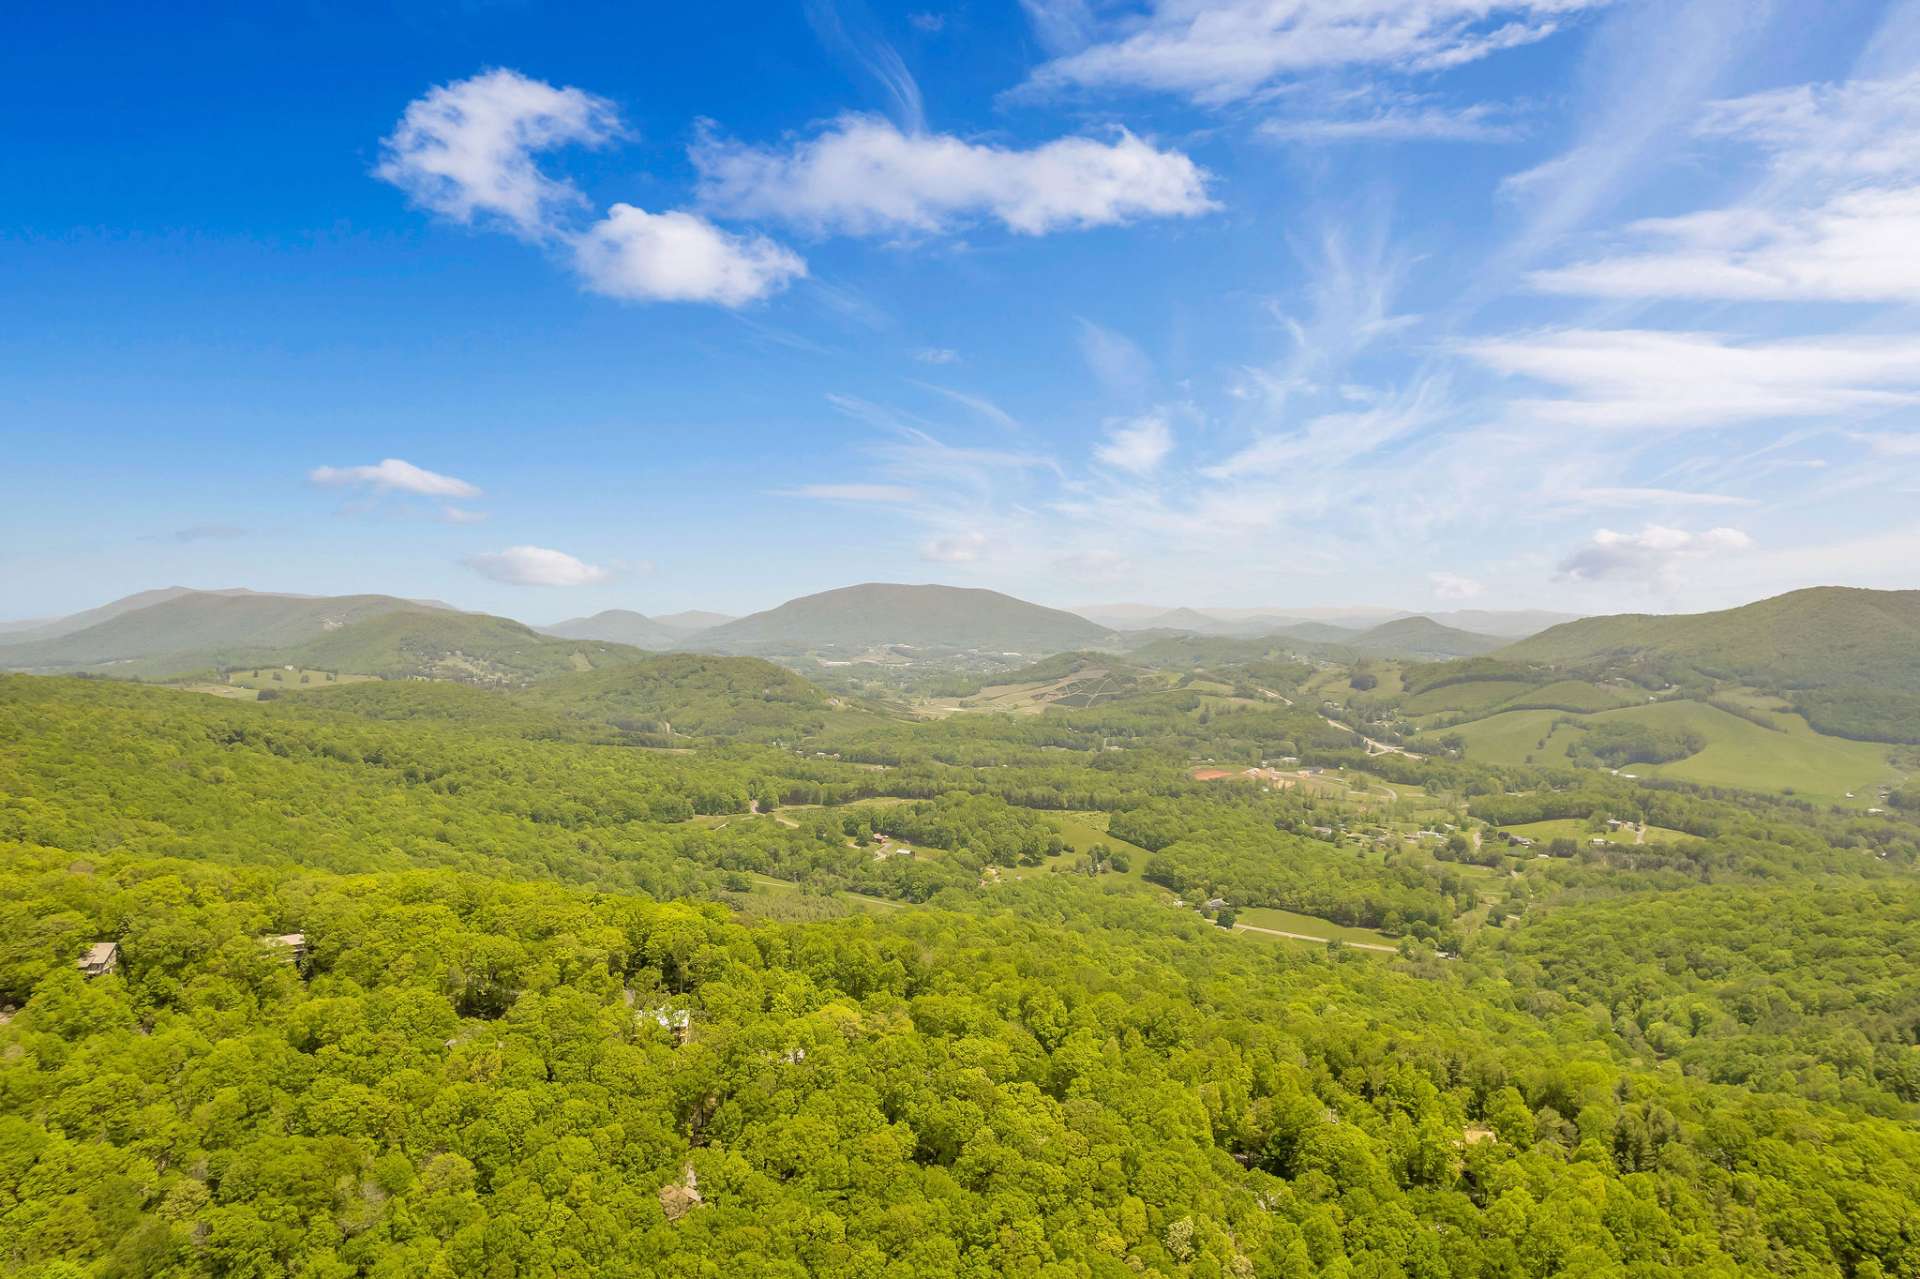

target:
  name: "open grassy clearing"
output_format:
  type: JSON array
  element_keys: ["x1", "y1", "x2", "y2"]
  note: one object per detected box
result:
[
  {"x1": 1233, "y1": 905, "x2": 1395, "y2": 947},
  {"x1": 999, "y1": 810, "x2": 1159, "y2": 889},
  {"x1": 1401, "y1": 679, "x2": 1530, "y2": 715},
  {"x1": 1500, "y1": 679, "x2": 1643, "y2": 712},
  {"x1": 1497, "y1": 818, "x2": 1699, "y2": 846},
  {"x1": 1426, "y1": 698, "x2": 1902, "y2": 805},
  {"x1": 225, "y1": 667, "x2": 378, "y2": 691}
]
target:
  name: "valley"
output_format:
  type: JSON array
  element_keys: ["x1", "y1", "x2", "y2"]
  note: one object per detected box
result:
[{"x1": 3, "y1": 580, "x2": 1920, "y2": 1275}]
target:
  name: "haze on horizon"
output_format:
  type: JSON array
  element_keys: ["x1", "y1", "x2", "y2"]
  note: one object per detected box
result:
[{"x1": 7, "y1": 1, "x2": 1920, "y2": 619}]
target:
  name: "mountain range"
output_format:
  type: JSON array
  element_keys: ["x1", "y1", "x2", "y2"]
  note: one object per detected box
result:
[
  {"x1": 18, "y1": 583, "x2": 1913, "y2": 704},
  {"x1": 1072, "y1": 603, "x2": 1576, "y2": 638}
]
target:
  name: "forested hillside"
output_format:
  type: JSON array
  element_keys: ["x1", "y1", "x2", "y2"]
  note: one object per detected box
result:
[{"x1": 3, "y1": 648, "x2": 1920, "y2": 1276}]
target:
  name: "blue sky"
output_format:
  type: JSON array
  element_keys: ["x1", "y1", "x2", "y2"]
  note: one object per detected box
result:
[{"x1": 6, "y1": 0, "x2": 1920, "y2": 622}]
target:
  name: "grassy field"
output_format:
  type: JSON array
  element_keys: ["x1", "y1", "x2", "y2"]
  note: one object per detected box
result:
[
  {"x1": 1501, "y1": 679, "x2": 1643, "y2": 712},
  {"x1": 1431, "y1": 698, "x2": 1901, "y2": 804},
  {"x1": 226, "y1": 667, "x2": 378, "y2": 691},
  {"x1": 1233, "y1": 905, "x2": 1395, "y2": 946},
  {"x1": 1402, "y1": 679, "x2": 1530, "y2": 715},
  {"x1": 1000, "y1": 811, "x2": 1159, "y2": 888},
  {"x1": 1497, "y1": 818, "x2": 1699, "y2": 846}
]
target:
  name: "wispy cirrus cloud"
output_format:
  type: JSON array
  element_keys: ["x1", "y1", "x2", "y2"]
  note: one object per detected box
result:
[
  {"x1": 778, "y1": 483, "x2": 919, "y2": 502},
  {"x1": 1464, "y1": 330, "x2": 1920, "y2": 429},
  {"x1": 1019, "y1": 0, "x2": 1606, "y2": 106},
  {"x1": 1531, "y1": 71, "x2": 1920, "y2": 301},
  {"x1": 1261, "y1": 100, "x2": 1521, "y2": 144},
  {"x1": 310, "y1": 458, "x2": 480, "y2": 498},
  {"x1": 464, "y1": 545, "x2": 609, "y2": 586}
]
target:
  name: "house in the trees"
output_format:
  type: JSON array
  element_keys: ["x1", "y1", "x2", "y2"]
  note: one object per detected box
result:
[
  {"x1": 262, "y1": 933, "x2": 308, "y2": 965},
  {"x1": 77, "y1": 942, "x2": 119, "y2": 978}
]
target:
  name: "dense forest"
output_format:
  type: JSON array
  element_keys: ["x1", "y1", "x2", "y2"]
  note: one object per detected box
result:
[{"x1": 3, "y1": 658, "x2": 1920, "y2": 1276}]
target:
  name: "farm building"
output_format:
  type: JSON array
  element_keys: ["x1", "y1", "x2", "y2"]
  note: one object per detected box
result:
[{"x1": 77, "y1": 942, "x2": 119, "y2": 978}]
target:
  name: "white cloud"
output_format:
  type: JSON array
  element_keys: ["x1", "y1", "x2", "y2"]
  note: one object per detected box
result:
[
  {"x1": 464, "y1": 545, "x2": 610, "y2": 586},
  {"x1": 1531, "y1": 71, "x2": 1920, "y2": 301},
  {"x1": 379, "y1": 69, "x2": 805, "y2": 308},
  {"x1": 1429, "y1": 571, "x2": 1485, "y2": 599},
  {"x1": 1261, "y1": 102, "x2": 1520, "y2": 144},
  {"x1": 1850, "y1": 430, "x2": 1920, "y2": 457},
  {"x1": 913, "y1": 347, "x2": 961, "y2": 364},
  {"x1": 375, "y1": 68, "x2": 618, "y2": 236},
  {"x1": 780, "y1": 483, "x2": 919, "y2": 502},
  {"x1": 310, "y1": 458, "x2": 481, "y2": 498},
  {"x1": 1021, "y1": 0, "x2": 1604, "y2": 106},
  {"x1": 1095, "y1": 413, "x2": 1175, "y2": 475},
  {"x1": 921, "y1": 530, "x2": 988, "y2": 562},
  {"x1": 908, "y1": 12, "x2": 945, "y2": 34},
  {"x1": 440, "y1": 506, "x2": 489, "y2": 524},
  {"x1": 1532, "y1": 187, "x2": 1920, "y2": 302},
  {"x1": 1557, "y1": 525, "x2": 1753, "y2": 583},
  {"x1": 1562, "y1": 486, "x2": 1755, "y2": 509},
  {"x1": 1464, "y1": 330, "x2": 1920, "y2": 429},
  {"x1": 1077, "y1": 318, "x2": 1153, "y2": 400},
  {"x1": 911, "y1": 381, "x2": 1023, "y2": 432},
  {"x1": 570, "y1": 204, "x2": 805, "y2": 305},
  {"x1": 693, "y1": 114, "x2": 1214, "y2": 236}
]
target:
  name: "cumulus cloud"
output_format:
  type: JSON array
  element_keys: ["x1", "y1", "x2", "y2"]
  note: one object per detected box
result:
[
  {"x1": 376, "y1": 67, "x2": 618, "y2": 235},
  {"x1": 779, "y1": 483, "x2": 919, "y2": 502},
  {"x1": 1095, "y1": 413, "x2": 1175, "y2": 475},
  {"x1": 1021, "y1": 0, "x2": 1604, "y2": 106},
  {"x1": 1557, "y1": 525, "x2": 1753, "y2": 583},
  {"x1": 464, "y1": 545, "x2": 609, "y2": 586},
  {"x1": 379, "y1": 69, "x2": 803, "y2": 307},
  {"x1": 693, "y1": 115, "x2": 1214, "y2": 236},
  {"x1": 1429, "y1": 571, "x2": 1485, "y2": 599},
  {"x1": 1464, "y1": 330, "x2": 1920, "y2": 429},
  {"x1": 570, "y1": 204, "x2": 806, "y2": 304},
  {"x1": 310, "y1": 458, "x2": 481, "y2": 498}
]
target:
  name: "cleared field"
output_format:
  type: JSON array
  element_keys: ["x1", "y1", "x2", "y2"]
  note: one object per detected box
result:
[
  {"x1": 923, "y1": 667, "x2": 1162, "y2": 717},
  {"x1": 1402, "y1": 679, "x2": 1530, "y2": 715},
  {"x1": 1498, "y1": 679, "x2": 1642, "y2": 713},
  {"x1": 227, "y1": 667, "x2": 377, "y2": 691},
  {"x1": 1001, "y1": 811, "x2": 1157, "y2": 887},
  {"x1": 1234, "y1": 905, "x2": 1395, "y2": 947},
  {"x1": 1498, "y1": 818, "x2": 1699, "y2": 846},
  {"x1": 1430, "y1": 708, "x2": 1569, "y2": 766},
  {"x1": 1434, "y1": 699, "x2": 1900, "y2": 804},
  {"x1": 1614, "y1": 701, "x2": 1898, "y2": 803}
]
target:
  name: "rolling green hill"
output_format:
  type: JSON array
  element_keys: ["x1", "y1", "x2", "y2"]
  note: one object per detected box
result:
[
  {"x1": 1504, "y1": 587, "x2": 1920, "y2": 688},
  {"x1": 1348, "y1": 616, "x2": 1506, "y2": 659},
  {"x1": 0, "y1": 591, "x2": 443, "y2": 673},
  {"x1": 255, "y1": 611, "x2": 648, "y2": 686},
  {"x1": 1497, "y1": 587, "x2": 1920, "y2": 742},
  {"x1": 695, "y1": 583, "x2": 1116, "y2": 655},
  {"x1": 539, "y1": 608, "x2": 686, "y2": 649}
]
